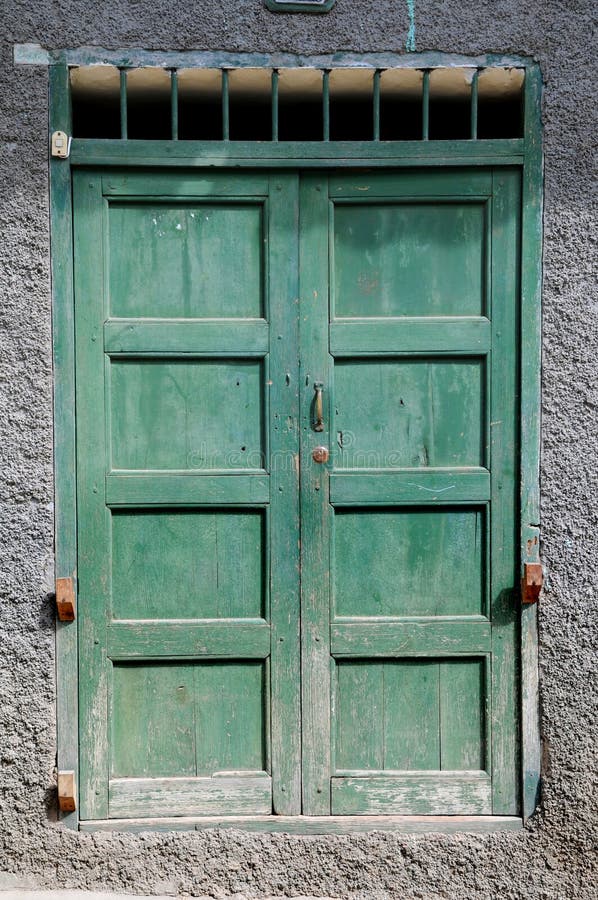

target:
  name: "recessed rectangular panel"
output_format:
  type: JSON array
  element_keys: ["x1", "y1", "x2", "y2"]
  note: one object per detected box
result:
[
  {"x1": 334, "y1": 507, "x2": 484, "y2": 617},
  {"x1": 335, "y1": 659, "x2": 485, "y2": 773},
  {"x1": 334, "y1": 358, "x2": 484, "y2": 468},
  {"x1": 111, "y1": 509, "x2": 264, "y2": 619},
  {"x1": 333, "y1": 202, "x2": 485, "y2": 317},
  {"x1": 111, "y1": 662, "x2": 266, "y2": 778},
  {"x1": 110, "y1": 359, "x2": 264, "y2": 470},
  {"x1": 108, "y1": 202, "x2": 264, "y2": 318}
]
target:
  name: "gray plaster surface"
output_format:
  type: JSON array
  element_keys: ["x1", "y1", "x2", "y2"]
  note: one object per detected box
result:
[{"x1": 0, "y1": 1, "x2": 597, "y2": 898}]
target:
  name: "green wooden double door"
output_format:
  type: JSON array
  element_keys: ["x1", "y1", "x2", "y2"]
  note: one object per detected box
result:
[{"x1": 73, "y1": 167, "x2": 520, "y2": 821}]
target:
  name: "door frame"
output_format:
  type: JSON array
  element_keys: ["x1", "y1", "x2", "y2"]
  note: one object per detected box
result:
[{"x1": 48, "y1": 55, "x2": 543, "y2": 832}]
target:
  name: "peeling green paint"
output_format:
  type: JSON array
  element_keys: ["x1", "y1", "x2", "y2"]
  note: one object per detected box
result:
[{"x1": 406, "y1": 0, "x2": 417, "y2": 52}]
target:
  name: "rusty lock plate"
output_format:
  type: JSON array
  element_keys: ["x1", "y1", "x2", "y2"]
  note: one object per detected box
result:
[{"x1": 312, "y1": 446, "x2": 329, "y2": 463}]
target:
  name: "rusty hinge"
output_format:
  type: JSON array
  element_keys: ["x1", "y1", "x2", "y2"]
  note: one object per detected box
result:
[
  {"x1": 57, "y1": 770, "x2": 77, "y2": 813},
  {"x1": 522, "y1": 562, "x2": 543, "y2": 604},
  {"x1": 55, "y1": 576, "x2": 76, "y2": 622}
]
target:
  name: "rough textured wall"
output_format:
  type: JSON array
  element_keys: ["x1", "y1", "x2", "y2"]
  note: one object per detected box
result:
[{"x1": 0, "y1": 1, "x2": 596, "y2": 897}]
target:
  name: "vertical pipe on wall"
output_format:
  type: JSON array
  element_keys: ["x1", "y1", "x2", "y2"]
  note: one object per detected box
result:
[
  {"x1": 222, "y1": 68, "x2": 230, "y2": 140},
  {"x1": 271, "y1": 68, "x2": 279, "y2": 142},
  {"x1": 170, "y1": 68, "x2": 179, "y2": 140},
  {"x1": 119, "y1": 68, "x2": 128, "y2": 139}
]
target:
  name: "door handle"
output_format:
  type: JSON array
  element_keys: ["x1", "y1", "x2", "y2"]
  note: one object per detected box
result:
[{"x1": 313, "y1": 382, "x2": 324, "y2": 432}]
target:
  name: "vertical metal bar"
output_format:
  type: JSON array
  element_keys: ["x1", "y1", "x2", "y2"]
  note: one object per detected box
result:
[
  {"x1": 322, "y1": 69, "x2": 330, "y2": 141},
  {"x1": 271, "y1": 68, "x2": 279, "y2": 142},
  {"x1": 119, "y1": 68, "x2": 128, "y2": 139},
  {"x1": 170, "y1": 68, "x2": 179, "y2": 140},
  {"x1": 422, "y1": 68, "x2": 430, "y2": 140},
  {"x1": 470, "y1": 68, "x2": 479, "y2": 140},
  {"x1": 373, "y1": 69, "x2": 381, "y2": 141},
  {"x1": 221, "y1": 68, "x2": 230, "y2": 140}
]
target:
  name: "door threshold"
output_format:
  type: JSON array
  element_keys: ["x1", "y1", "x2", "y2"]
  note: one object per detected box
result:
[{"x1": 79, "y1": 815, "x2": 523, "y2": 834}]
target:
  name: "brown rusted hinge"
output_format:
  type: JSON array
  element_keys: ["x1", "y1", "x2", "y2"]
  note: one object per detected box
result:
[
  {"x1": 57, "y1": 770, "x2": 77, "y2": 813},
  {"x1": 55, "y1": 576, "x2": 76, "y2": 622},
  {"x1": 522, "y1": 562, "x2": 543, "y2": 604}
]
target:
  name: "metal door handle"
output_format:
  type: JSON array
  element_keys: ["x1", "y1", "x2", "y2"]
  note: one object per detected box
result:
[{"x1": 313, "y1": 382, "x2": 324, "y2": 432}]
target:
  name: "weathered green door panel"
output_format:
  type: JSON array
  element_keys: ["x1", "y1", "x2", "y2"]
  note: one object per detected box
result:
[
  {"x1": 108, "y1": 202, "x2": 265, "y2": 319},
  {"x1": 75, "y1": 166, "x2": 520, "y2": 822},
  {"x1": 74, "y1": 170, "x2": 301, "y2": 819},
  {"x1": 332, "y1": 202, "x2": 486, "y2": 318},
  {"x1": 334, "y1": 507, "x2": 485, "y2": 618},
  {"x1": 334, "y1": 357, "x2": 485, "y2": 469},
  {"x1": 300, "y1": 169, "x2": 520, "y2": 817}
]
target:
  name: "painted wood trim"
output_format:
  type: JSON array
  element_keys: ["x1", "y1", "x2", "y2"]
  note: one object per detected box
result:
[
  {"x1": 330, "y1": 318, "x2": 491, "y2": 355},
  {"x1": 50, "y1": 64, "x2": 79, "y2": 829},
  {"x1": 105, "y1": 474, "x2": 270, "y2": 506},
  {"x1": 331, "y1": 772, "x2": 492, "y2": 815},
  {"x1": 15, "y1": 45, "x2": 534, "y2": 70},
  {"x1": 330, "y1": 470, "x2": 490, "y2": 505},
  {"x1": 489, "y1": 168, "x2": 521, "y2": 816},
  {"x1": 328, "y1": 170, "x2": 493, "y2": 196},
  {"x1": 109, "y1": 775, "x2": 272, "y2": 818},
  {"x1": 104, "y1": 319, "x2": 269, "y2": 355},
  {"x1": 267, "y1": 175, "x2": 302, "y2": 814},
  {"x1": 72, "y1": 171, "x2": 111, "y2": 820},
  {"x1": 299, "y1": 176, "x2": 333, "y2": 814},
  {"x1": 107, "y1": 621, "x2": 271, "y2": 660},
  {"x1": 80, "y1": 813, "x2": 522, "y2": 833},
  {"x1": 520, "y1": 64, "x2": 543, "y2": 822},
  {"x1": 70, "y1": 139, "x2": 524, "y2": 167},
  {"x1": 101, "y1": 173, "x2": 269, "y2": 197},
  {"x1": 331, "y1": 619, "x2": 491, "y2": 657}
]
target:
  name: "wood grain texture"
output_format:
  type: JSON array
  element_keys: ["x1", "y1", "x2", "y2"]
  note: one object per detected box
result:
[
  {"x1": 299, "y1": 175, "x2": 333, "y2": 814},
  {"x1": 105, "y1": 319, "x2": 269, "y2": 355},
  {"x1": 331, "y1": 772, "x2": 491, "y2": 815},
  {"x1": 333, "y1": 507, "x2": 485, "y2": 617},
  {"x1": 331, "y1": 620, "x2": 491, "y2": 657},
  {"x1": 50, "y1": 64, "x2": 79, "y2": 828},
  {"x1": 333, "y1": 358, "x2": 484, "y2": 469},
  {"x1": 267, "y1": 175, "x2": 302, "y2": 814},
  {"x1": 109, "y1": 775, "x2": 272, "y2": 818},
  {"x1": 332, "y1": 203, "x2": 486, "y2": 318},
  {"x1": 107, "y1": 622, "x2": 271, "y2": 660},
  {"x1": 520, "y1": 65, "x2": 543, "y2": 821},
  {"x1": 111, "y1": 509, "x2": 264, "y2": 619},
  {"x1": 489, "y1": 169, "x2": 521, "y2": 815},
  {"x1": 106, "y1": 474, "x2": 269, "y2": 506},
  {"x1": 330, "y1": 470, "x2": 490, "y2": 504},
  {"x1": 80, "y1": 814, "x2": 522, "y2": 834},
  {"x1": 330, "y1": 318, "x2": 491, "y2": 354},
  {"x1": 73, "y1": 172, "x2": 110, "y2": 819},
  {"x1": 108, "y1": 201, "x2": 264, "y2": 319}
]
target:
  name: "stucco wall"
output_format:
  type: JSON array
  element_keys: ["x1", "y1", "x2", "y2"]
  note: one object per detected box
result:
[{"x1": 1, "y1": 1, "x2": 596, "y2": 896}]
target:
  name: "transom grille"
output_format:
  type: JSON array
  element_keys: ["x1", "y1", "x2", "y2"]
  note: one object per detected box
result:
[{"x1": 70, "y1": 65, "x2": 525, "y2": 142}]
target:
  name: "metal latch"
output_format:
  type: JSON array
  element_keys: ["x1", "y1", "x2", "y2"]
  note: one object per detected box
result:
[
  {"x1": 522, "y1": 562, "x2": 543, "y2": 604},
  {"x1": 51, "y1": 130, "x2": 71, "y2": 159},
  {"x1": 55, "y1": 576, "x2": 76, "y2": 621},
  {"x1": 58, "y1": 771, "x2": 77, "y2": 813}
]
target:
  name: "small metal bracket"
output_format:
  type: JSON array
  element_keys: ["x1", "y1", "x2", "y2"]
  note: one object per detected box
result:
[
  {"x1": 51, "y1": 130, "x2": 71, "y2": 159},
  {"x1": 265, "y1": 0, "x2": 336, "y2": 12},
  {"x1": 56, "y1": 576, "x2": 76, "y2": 622},
  {"x1": 58, "y1": 770, "x2": 77, "y2": 813},
  {"x1": 522, "y1": 562, "x2": 543, "y2": 605}
]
